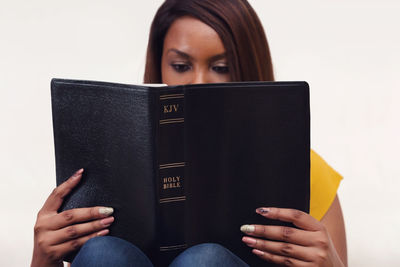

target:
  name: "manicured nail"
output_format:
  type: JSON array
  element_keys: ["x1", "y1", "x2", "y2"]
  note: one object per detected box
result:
[
  {"x1": 97, "y1": 229, "x2": 109, "y2": 236},
  {"x1": 71, "y1": 168, "x2": 84, "y2": 180},
  {"x1": 240, "y1": 224, "x2": 255, "y2": 233},
  {"x1": 256, "y1": 208, "x2": 269, "y2": 214},
  {"x1": 99, "y1": 207, "x2": 114, "y2": 216},
  {"x1": 100, "y1": 216, "x2": 114, "y2": 226},
  {"x1": 242, "y1": 236, "x2": 257, "y2": 245},
  {"x1": 252, "y1": 249, "x2": 264, "y2": 256}
]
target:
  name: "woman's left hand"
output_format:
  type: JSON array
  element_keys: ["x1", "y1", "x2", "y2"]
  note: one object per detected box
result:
[{"x1": 240, "y1": 207, "x2": 345, "y2": 267}]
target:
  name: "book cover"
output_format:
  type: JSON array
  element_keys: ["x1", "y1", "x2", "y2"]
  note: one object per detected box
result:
[{"x1": 51, "y1": 79, "x2": 310, "y2": 266}]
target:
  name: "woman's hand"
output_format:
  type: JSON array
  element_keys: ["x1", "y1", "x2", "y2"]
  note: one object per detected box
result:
[
  {"x1": 31, "y1": 169, "x2": 114, "y2": 267},
  {"x1": 240, "y1": 207, "x2": 346, "y2": 267}
]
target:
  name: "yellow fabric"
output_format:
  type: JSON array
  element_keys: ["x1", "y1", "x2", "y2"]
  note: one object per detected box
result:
[{"x1": 310, "y1": 149, "x2": 343, "y2": 221}]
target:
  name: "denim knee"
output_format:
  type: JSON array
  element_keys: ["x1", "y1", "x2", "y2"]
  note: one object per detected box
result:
[
  {"x1": 72, "y1": 236, "x2": 153, "y2": 267},
  {"x1": 170, "y1": 243, "x2": 249, "y2": 267},
  {"x1": 187, "y1": 243, "x2": 231, "y2": 259},
  {"x1": 79, "y1": 236, "x2": 121, "y2": 254}
]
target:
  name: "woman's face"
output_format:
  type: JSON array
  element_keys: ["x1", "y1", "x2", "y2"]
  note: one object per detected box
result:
[{"x1": 161, "y1": 16, "x2": 230, "y2": 85}]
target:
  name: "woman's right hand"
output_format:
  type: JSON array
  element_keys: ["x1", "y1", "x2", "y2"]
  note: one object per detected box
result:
[{"x1": 31, "y1": 169, "x2": 115, "y2": 267}]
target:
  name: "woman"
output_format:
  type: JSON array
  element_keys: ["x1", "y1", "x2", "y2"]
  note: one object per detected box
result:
[{"x1": 31, "y1": 0, "x2": 347, "y2": 266}]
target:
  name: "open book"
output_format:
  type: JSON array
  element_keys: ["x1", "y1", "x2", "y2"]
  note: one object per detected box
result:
[{"x1": 51, "y1": 78, "x2": 310, "y2": 266}]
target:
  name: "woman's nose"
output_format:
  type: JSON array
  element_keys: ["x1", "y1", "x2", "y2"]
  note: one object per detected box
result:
[{"x1": 191, "y1": 70, "x2": 207, "y2": 84}]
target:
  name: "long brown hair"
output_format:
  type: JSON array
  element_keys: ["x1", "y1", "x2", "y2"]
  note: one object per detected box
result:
[{"x1": 144, "y1": 0, "x2": 274, "y2": 83}]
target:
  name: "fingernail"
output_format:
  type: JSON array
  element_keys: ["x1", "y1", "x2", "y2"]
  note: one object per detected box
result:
[
  {"x1": 99, "y1": 207, "x2": 114, "y2": 216},
  {"x1": 240, "y1": 224, "x2": 255, "y2": 233},
  {"x1": 97, "y1": 229, "x2": 109, "y2": 236},
  {"x1": 100, "y1": 216, "x2": 114, "y2": 226},
  {"x1": 256, "y1": 208, "x2": 269, "y2": 214},
  {"x1": 71, "y1": 169, "x2": 84, "y2": 180},
  {"x1": 242, "y1": 236, "x2": 256, "y2": 245},
  {"x1": 253, "y1": 249, "x2": 264, "y2": 256}
]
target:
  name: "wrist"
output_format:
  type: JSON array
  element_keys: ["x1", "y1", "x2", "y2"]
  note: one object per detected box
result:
[
  {"x1": 31, "y1": 251, "x2": 63, "y2": 267},
  {"x1": 331, "y1": 248, "x2": 346, "y2": 267}
]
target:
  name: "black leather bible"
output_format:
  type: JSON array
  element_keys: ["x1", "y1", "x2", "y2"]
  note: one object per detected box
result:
[{"x1": 51, "y1": 78, "x2": 310, "y2": 266}]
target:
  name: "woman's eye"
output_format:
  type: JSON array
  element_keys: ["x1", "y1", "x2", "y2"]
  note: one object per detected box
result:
[
  {"x1": 212, "y1": 65, "x2": 229, "y2": 74},
  {"x1": 171, "y1": 63, "x2": 191, "y2": 73}
]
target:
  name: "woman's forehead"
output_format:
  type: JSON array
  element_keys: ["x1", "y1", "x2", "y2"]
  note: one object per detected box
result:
[{"x1": 163, "y1": 16, "x2": 226, "y2": 59}]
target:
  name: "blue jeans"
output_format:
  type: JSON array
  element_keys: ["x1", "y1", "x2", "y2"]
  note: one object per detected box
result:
[{"x1": 72, "y1": 236, "x2": 249, "y2": 267}]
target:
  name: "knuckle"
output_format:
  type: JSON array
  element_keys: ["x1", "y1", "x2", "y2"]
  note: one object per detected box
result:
[
  {"x1": 281, "y1": 226, "x2": 293, "y2": 241},
  {"x1": 273, "y1": 208, "x2": 280, "y2": 219},
  {"x1": 37, "y1": 238, "x2": 47, "y2": 249},
  {"x1": 52, "y1": 188, "x2": 64, "y2": 200},
  {"x1": 292, "y1": 209, "x2": 303, "y2": 220},
  {"x1": 264, "y1": 253, "x2": 273, "y2": 262},
  {"x1": 51, "y1": 187, "x2": 58, "y2": 196},
  {"x1": 51, "y1": 187, "x2": 57, "y2": 195},
  {"x1": 34, "y1": 223, "x2": 42, "y2": 235},
  {"x1": 280, "y1": 243, "x2": 293, "y2": 256},
  {"x1": 257, "y1": 240, "x2": 267, "y2": 251},
  {"x1": 268, "y1": 253, "x2": 277, "y2": 262},
  {"x1": 259, "y1": 225, "x2": 266, "y2": 235},
  {"x1": 62, "y1": 210, "x2": 74, "y2": 222},
  {"x1": 70, "y1": 239, "x2": 81, "y2": 251},
  {"x1": 283, "y1": 257, "x2": 294, "y2": 266},
  {"x1": 93, "y1": 220, "x2": 101, "y2": 230},
  {"x1": 316, "y1": 250, "x2": 328, "y2": 262},
  {"x1": 47, "y1": 249, "x2": 56, "y2": 261},
  {"x1": 46, "y1": 248, "x2": 61, "y2": 262},
  {"x1": 315, "y1": 237, "x2": 329, "y2": 250},
  {"x1": 66, "y1": 226, "x2": 78, "y2": 238}
]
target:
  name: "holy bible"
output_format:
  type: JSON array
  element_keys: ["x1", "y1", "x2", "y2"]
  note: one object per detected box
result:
[{"x1": 51, "y1": 78, "x2": 310, "y2": 266}]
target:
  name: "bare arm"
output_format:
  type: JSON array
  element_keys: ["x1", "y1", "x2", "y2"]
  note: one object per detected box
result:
[{"x1": 320, "y1": 195, "x2": 347, "y2": 266}]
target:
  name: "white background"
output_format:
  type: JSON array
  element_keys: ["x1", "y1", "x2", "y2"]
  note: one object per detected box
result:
[{"x1": 1, "y1": 0, "x2": 399, "y2": 266}]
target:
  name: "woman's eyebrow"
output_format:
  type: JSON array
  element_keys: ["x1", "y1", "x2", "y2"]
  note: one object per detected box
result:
[
  {"x1": 166, "y1": 49, "x2": 226, "y2": 62},
  {"x1": 167, "y1": 49, "x2": 193, "y2": 60},
  {"x1": 208, "y1": 53, "x2": 227, "y2": 62}
]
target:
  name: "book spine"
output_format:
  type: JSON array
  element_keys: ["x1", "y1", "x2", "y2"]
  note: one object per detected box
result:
[{"x1": 157, "y1": 89, "x2": 187, "y2": 264}]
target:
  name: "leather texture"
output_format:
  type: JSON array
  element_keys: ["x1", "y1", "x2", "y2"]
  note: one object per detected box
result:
[{"x1": 51, "y1": 79, "x2": 310, "y2": 266}]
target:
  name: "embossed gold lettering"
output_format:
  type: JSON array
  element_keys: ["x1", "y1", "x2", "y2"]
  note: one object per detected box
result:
[
  {"x1": 163, "y1": 104, "x2": 179, "y2": 114},
  {"x1": 162, "y1": 176, "x2": 182, "y2": 189}
]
